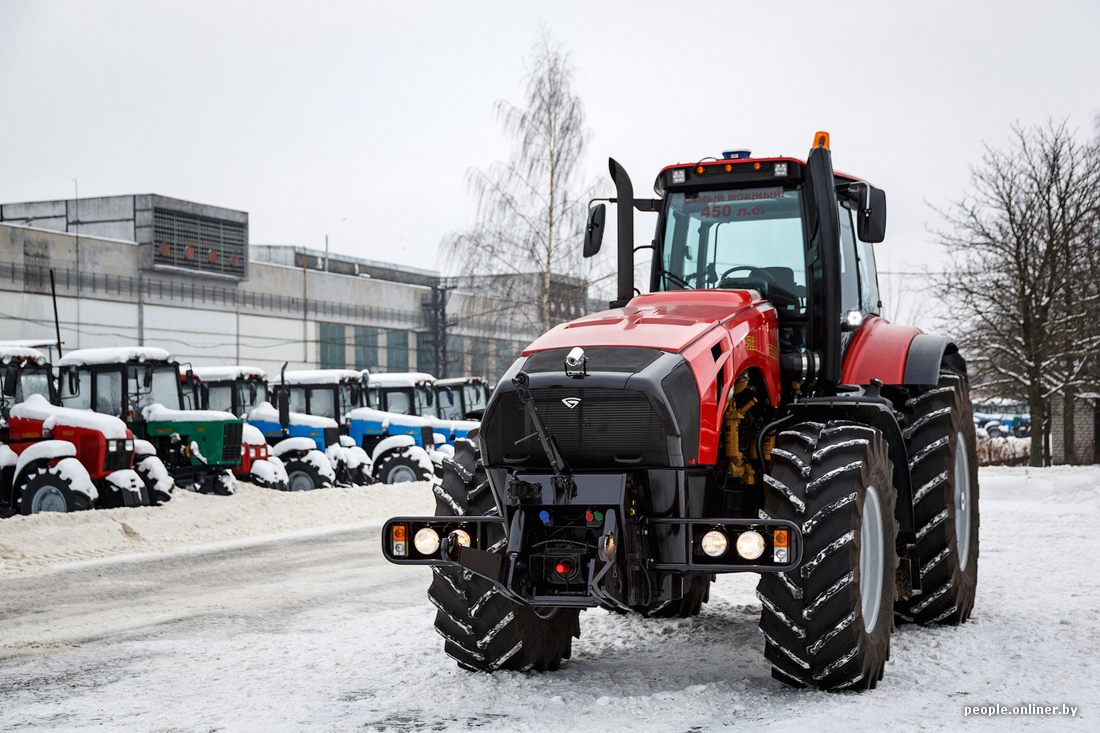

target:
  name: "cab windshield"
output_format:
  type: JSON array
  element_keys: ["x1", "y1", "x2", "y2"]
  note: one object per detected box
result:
[{"x1": 659, "y1": 187, "x2": 807, "y2": 316}]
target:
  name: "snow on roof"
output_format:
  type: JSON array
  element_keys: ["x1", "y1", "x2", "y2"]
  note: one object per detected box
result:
[
  {"x1": 279, "y1": 369, "x2": 364, "y2": 385},
  {"x1": 193, "y1": 366, "x2": 268, "y2": 382},
  {"x1": 58, "y1": 346, "x2": 173, "y2": 367},
  {"x1": 0, "y1": 344, "x2": 48, "y2": 363},
  {"x1": 434, "y1": 376, "x2": 484, "y2": 387},
  {"x1": 10, "y1": 394, "x2": 130, "y2": 439},
  {"x1": 246, "y1": 401, "x2": 337, "y2": 428},
  {"x1": 368, "y1": 372, "x2": 436, "y2": 388},
  {"x1": 142, "y1": 403, "x2": 237, "y2": 423},
  {"x1": 346, "y1": 406, "x2": 432, "y2": 428}
]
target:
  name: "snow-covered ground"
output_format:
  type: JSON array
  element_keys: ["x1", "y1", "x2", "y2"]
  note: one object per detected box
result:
[{"x1": 1, "y1": 467, "x2": 1097, "y2": 731}]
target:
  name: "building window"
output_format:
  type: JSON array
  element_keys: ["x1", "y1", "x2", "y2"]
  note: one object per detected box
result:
[
  {"x1": 494, "y1": 339, "x2": 516, "y2": 379},
  {"x1": 355, "y1": 327, "x2": 378, "y2": 371},
  {"x1": 470, "y1": 337, "x2": 489, "y2": 377},
  {"x1": 416, "y1": 331, "x2": 437, "y2": 377},
  {"x1": 387, "y1": 330, "x2": 409, "y2": 371},
  {"x1": 320, "y1": 323, "x2": 346, "y2": 369},
  {"x1": 446, "y1": 334, "x2": 465, "y2": 377}
]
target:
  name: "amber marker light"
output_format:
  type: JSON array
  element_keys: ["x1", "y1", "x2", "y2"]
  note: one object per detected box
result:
[
  {"x1": 725, "y1": 164, "x2": 732, "y2": 172},
  {"x1": 773, "y1": 528, "x2": 790, "y2": 564},
  {"x1": 813, "y1": 131, "x2": 831, "y2": 149},
  {"x1": 696, "y1": 165, "x2": 705, "y2": 174},
  {"x1": 392, "y1": 524, "x2": 408, "y2": 557}
]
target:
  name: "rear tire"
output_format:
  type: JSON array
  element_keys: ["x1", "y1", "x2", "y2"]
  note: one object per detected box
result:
[
  {"x1": 375, "y1": 451, "x2": 432, "y2": 484},
  {"x1": 19, "y1": 466, "x2": 92, "y2": 515},
  {"x1": 895, "y1": 370, "x2": 980, "y2": 625},
  {"x1": 428, "y1": 438, "x2": 580, "y2": 672},
  {"x1": 284, "y1": 459, "x2": 327, "y2": 491},
  {"x1": 757, "y1": 421, "x2": 898, "y2": 691}
]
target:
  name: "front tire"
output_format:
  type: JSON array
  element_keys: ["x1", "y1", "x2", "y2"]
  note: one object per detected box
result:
[
  {"x1": 757, "y1": 421, "x2": 898, "y2": 691},
  {"x1": 428, "y1": 438, "x2": 580, "y2": 672},
  {"x1": 19, "y1": 466, "x2": 92, "y2": 515},
  {"x1": 375, "y1": 451, "x2": 433, "y2": 484},
  {"x1": 283, "y1": 458, "x2": 329, "y2": 491},
  {"x1": 895, "y1": 370, "x2": 980, "y2": 625}
]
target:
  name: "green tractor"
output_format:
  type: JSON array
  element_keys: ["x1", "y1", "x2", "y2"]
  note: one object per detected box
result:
[{"x1": 58, "y1": 347, "x2": 244, "y2": 495}]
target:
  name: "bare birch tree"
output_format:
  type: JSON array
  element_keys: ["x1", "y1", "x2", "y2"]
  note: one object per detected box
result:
[
  {"x1": 442, "y1": 35, "x2": 605, "y2": 339},
  {"x1": 936, "y1": 120, "x2": 1100, "y2": 466}
]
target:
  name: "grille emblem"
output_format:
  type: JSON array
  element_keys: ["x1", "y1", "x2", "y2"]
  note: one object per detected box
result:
[{"x1": 562, "y1": 397, "x2": 581, "y2": 409}]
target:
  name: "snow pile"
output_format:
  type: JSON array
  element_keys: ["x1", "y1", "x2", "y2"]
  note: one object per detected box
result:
[
  {"x1": 11, "y1": 394, "x2": 131, "y2": 440},
  {"x1": 241, "y1": 422, "x2": 267, "y2": 446},
  {"x1": 247, "y1": 401, "x2": 337, "y2": 428},
  {"x1": 189, "y1": 441, "x2": 208, "y2": 464},
  {"x1": 13, "y1": 440, "x2": 76, "y2": 478},
  {"x1": 302, "y1": 449, "x2": 337, "y2": 482},
  {"x1": 348, "y1": 406, "x2": 432, "y2": 428},
  {"x1": 367, "y1": 372, "x2": 435, "y2": 388},
  {"x1": 0, "y1": 444, "x2": 17, "y2": 467},
  {"x1": 272, "y1": 437, "x2": 317, "y2": 456},
  {"x1": 0, "y1": 480, "x2": 435, "y2": 577},
  {"x1": 136, "y1": 455, "x2": 173, "y2": 495},
  {"x1": 133, "y1": 439, "x2": 156, "y2": 457},
  {"x1": 142, "y1": 403, "x2": 236, "y2": 423},
  {"x1": 51, "y1": 457, "x2": 98, "y2": 501},
  {"x1": 105, "y1": 469, "x2": 144, "y2": 495},
  {"x1": 0, "y1": 344, "x2": 46, "y2": 362},
  {"x1": 250, "y1": 457, "x2": 288, "y2": 486},
  {"x1": 57, "y1": 346, "x2": 172, "y2": 366}
]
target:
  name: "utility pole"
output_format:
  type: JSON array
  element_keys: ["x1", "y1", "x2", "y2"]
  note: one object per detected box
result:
[{"x1": 72, "y1": 179, "x2": 81, "y2": 349}]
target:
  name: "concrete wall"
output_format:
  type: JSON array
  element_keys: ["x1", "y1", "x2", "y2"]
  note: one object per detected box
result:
[{"x1": 0, "y1": 223, "x2": 531, "y2": 381}]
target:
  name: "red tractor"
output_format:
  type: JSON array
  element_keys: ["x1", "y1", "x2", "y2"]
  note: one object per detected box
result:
[
  {"x1": 1, "y1": 347, "x2": 158, "y2": 514},
  {"x1": 382, "y1": 135, "x2": 978, "y2": 691}
]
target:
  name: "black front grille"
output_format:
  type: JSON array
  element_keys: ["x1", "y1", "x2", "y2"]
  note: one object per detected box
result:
[
  {"x1": 485, "y1": 387, "x2": 668, "y2": 469},
  {"x1": 524, "y1": 347, "x2": 664, "y2": 374},
  {"x1": 421, "y1": 425, "x2": 434, "y2": 447},
  {"x1": 103, "y1": 442, "x2": 131, "y2": 472},
  {"x1": 221, "y1": 421, "x2": 243, "y2": 462},
  {"x1": 324, "y1": 427, "x2": 340, "y2": 448}
]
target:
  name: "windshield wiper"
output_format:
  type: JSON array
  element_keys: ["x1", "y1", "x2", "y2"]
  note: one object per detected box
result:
[{"x1": 661, "y1": 269, "x2": 691, "y2": 289}]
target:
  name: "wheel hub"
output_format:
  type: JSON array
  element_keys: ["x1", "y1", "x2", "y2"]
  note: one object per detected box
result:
[
  {"x1": 31, "y1": 486, "x2": 68, "y2": 513},
  {"x1": 288, "y1": 471, "x2": 314, "y2": 491},
  {"x1": 387, "y1": 464, "x2": 418, "y2": 483},
  {"x1": 955, "y1": 431, "x2": 973, "y2": 570},
  {"x1": 859, "y1": 485, "x2": 884, "y2": 633}
]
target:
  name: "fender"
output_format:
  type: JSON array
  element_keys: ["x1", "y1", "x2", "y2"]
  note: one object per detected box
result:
[
  {"x1": 903, "y1": 334, "x2": 965, "y2": 384},
  {"x1": 13, "y1": 440, "x2": 77, "y2": 489},
  {"x1": 372, "y1": 435, "x2": 416, "y2": 465},
  {"x1": 841, "y1": 317, "x2": 921, "y2": 385}
]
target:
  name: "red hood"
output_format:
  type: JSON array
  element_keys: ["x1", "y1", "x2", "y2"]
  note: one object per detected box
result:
[{"x1": 523, "y1": 290, "x2": 762, "y2": 354}]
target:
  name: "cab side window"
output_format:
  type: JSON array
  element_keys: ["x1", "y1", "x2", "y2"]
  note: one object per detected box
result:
[{"x1": 837, "y1": 203, "x2": 861, "y2": 316}]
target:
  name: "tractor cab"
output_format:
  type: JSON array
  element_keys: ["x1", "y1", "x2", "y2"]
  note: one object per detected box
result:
[
  {"x1": 364, "y1": 372, "x2": 435, "y2": 417},
  {"x1": 0, "y1": 346, "x2": 56, "y2": 420},
  {"x1": 57, "y1": 347, "x2": 244, "y2": 494},
  {"x1": 433, "y1": 376, "x2": 490, "y2": 420},
  {"x1": 277, "y1": 369, "x2": 367, "y2": 428},
  {"x1": 192, "y1": 366, "x2": 268, "y2": 417}
]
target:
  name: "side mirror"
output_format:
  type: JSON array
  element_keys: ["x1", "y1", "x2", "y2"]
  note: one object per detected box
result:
[
  {"x1": 277, "y1": 389, "x2": 290, "y2": 430},
  {"x1": 66, "y1": 367, "x2": 78, "y2": 395},
  {"x1": 423, "y1": 386, "x2": 433, "y2": 407},
  {"x1": 2, "y1": 365, "x2": 17, "y2": 397},
  {"x1": 249, "y1": 382, "x2": 257, "y2": 403},
  {"x1": 351, "y1": 384, "x2": 362, "y2": 406},
  {"x1": 583, "y1": 203, "x2": 606, "y2": 258},
  {"x1": 857, "y1": 186, "x2": 887, "y2": 243},
  {"x1": 144, "y1": 364, "x2": 155, "y2": 389},
  {"x1": 200, "y1": 383, "x2": 210, "y2": 410}
]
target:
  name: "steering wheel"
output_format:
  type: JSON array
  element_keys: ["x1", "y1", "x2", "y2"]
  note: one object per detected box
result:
[{"x1": 718, "y1": 265, "x2": 776, "y2": 284}]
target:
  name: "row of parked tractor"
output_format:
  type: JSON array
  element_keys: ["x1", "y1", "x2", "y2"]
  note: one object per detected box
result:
[{"x1": 0, "y1": 343, "x2": 488, "y2": 517}]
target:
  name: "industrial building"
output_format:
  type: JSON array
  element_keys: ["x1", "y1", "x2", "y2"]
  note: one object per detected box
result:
[{"x1": 0, "y1": 194, "x2": 558, "y2": 382}]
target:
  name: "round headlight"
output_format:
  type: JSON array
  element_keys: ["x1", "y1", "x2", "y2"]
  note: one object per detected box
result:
[
  {"x1": 450, "y1": 529, "x2": 472, "y2": 548},
  {"x1": 736, "y1": 530, "x2": 766, "y2": 560},
  {"x1": 413, "y1": 527, "x2": 440, "y2": 555},
  {"x1": 701, "y1": 530, "x2": 728, "y2": 557}
]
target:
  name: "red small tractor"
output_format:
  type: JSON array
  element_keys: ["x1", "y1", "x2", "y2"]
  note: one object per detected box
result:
[
  {"x1": 382, "y1": 134, "x2": 978, "y2": 691},
  {"x1": 1, "y1": 346, "x2": 159, "y2": 514}
]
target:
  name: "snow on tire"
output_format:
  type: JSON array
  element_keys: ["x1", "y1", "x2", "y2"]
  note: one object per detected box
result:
[
  {"x1": 19, "y1": 465, "x2": 93, "y2": 515},
  {"x1": 136, "y1": 455, "x2": 173, "y2": 505},
  {"x1": 283, "y1": 458, "x2": 331, "y2": 491},
  {"x1": 374, "y1": 451, "x2": 432, "y2": 484},
  {"x1": 427, "y1": 438, "x2": 580, "y2": 672},
  {"x1": 757, "y1": 421, "x2": 897, "y2": 691},
  {"x1": 896, "y1": 370, "x2": 980, "y2": 625}
]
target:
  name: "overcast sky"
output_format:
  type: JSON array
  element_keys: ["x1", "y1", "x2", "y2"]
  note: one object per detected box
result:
[{"x1": 2, "y1": 0, "x2": 1098, "y2": 327}]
